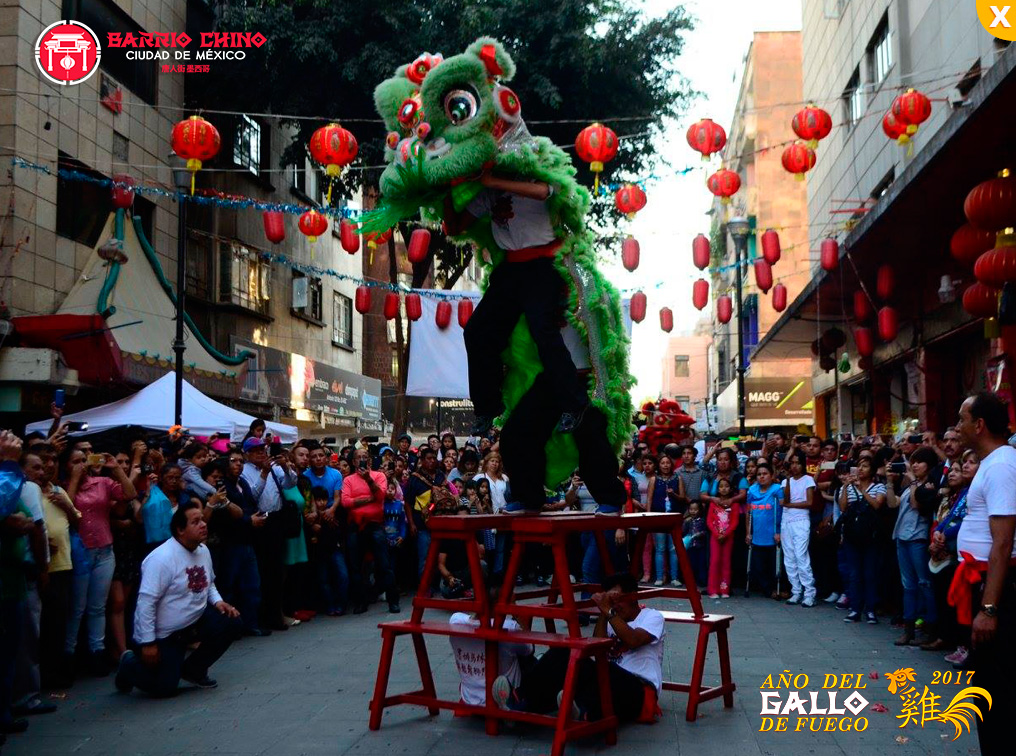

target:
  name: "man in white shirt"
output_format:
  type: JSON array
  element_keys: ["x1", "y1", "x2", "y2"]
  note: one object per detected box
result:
[
  {"x1": 954, "y1": 392, "x2": 1016, "y2": 755},
  {"x1": 115, "y1": 503, "x2": 241, "y2": 696},
  {"x1": 493, "y1": 573, "x2": 664, "y2": 722}
]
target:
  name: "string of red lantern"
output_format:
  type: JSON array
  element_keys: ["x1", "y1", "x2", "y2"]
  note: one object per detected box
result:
[
  {"x1": 614, "y1": 184, "x2": 647, "y2": 219},
  {"x1": 340, "y1": 219, "x2": 359, "y2": 253},
  {"x1": 820, "y1": 238, "x2": 839, "y2": 271},
  {"x1": 754, "y1": 259, "x2": 773, "y2": 293},
  {"x1": 772, "y1": 282, "x2": 788, "y2": 312},
  {"x1": 660, "y1": 307, "x2": 674, "y2": 333},
  {"x1": 706, "y1": 168, "x2": 740, "y2": 204},
  {"x1": 791, "y1": 104, "x2": 832, "y2": 149},
  {"x1": 298, "y1": 209, "x2": 328, "y2": 243},
  {"x1": 170, "y1": 115, "x2": 221, "y2": 195},
  {"x1": 686, "y1": 118, "x2": 727, "y2": 161},
  {"x1": 263, "y1": 210, "x2": 285, "y2": 244},
  {"x1": 692, "y1": 279, "x2": 709, "y2": 310},
  {"x1": 622, "y1": 237, "x2": 640, "y2": 272},
  {"x1": 308, "y1": 123, "x2": 358, "y2": 205},
  {"x1": 781, "y1": 141, "x2": 816, "y2": 181},
  {"x1": 630, "y1": 291, "x2": 647, "y2": 323},
  {"x1": 692, "y1": 234, "x2": 710, "y2": 270},
  {"x1": 761, "y1": 229, "x2": 781, "y2": 265},
  {"x1": 575, "y1": 122, "x2": 618, "y2": 193},
  {"x1": 717, "y1": 295, "x2": 732, "y2": 324}
]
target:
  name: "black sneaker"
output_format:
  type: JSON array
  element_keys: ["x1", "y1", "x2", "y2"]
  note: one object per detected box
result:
[
  {"x1": 182, "y1": 673, "x2": 218, "y2": 689},
  {"x1": 865, "y1": 612, "x2": 878, "y2": 625},
  {"x1": 844, "y1": 611, "x2": 860, "y2": 623},
  {"x1": 388, "y1": 603, "x2": 401, "y2": 614},
  {"x1": 352, "y1": 604, "x2": 369, "y2": 615},
  {"x1": 114, "y1": 651, "x2": 134, "y2": 693}
]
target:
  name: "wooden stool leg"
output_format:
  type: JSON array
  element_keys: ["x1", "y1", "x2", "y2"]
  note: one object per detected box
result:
[
  {"x1": 496, "y1": 540, "x2": 525, "y2": 630},
  {"x1": 686, "y1": 623, "x2": 710, "y2": 722},
  {"x1": 551, "y1": 537, "x2": 579, "y2": 636},
  {"x1": 551, "y1": 648, "x2": 582, "y2": 756},
  {"x1": 413, "y1": 534, "x2": 442, "y2": 623},
  {"x1": 594, "y1": 529, "x2": 614, "y2": 580},
  {"x1": 629, "y1": 530, "x2": 646, "y2": 579},
  {"x1": 673, "y1": 524, "x2": 704, "y2": 617},
  {"x1": 595, "y1": 652, "x2": 618, "y2": 746},
  {"x1": 716, "y1": 625, "x2": 735, "y2": 707},
  {"x1": 465, "y1": 538, "x2": 489, "y2": 624},
  {"x1": 368, "y1": 628, "x2": 397, "y2": 730},
  {"x1": 484, "y1": 638, "x2": 500, "y2": 735},
  {"x1": 411, "y1": 633, "x2": 440, "y2": 717}
]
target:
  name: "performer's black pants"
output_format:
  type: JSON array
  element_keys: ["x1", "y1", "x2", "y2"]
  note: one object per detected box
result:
[
  {"x1": 501, "y1": 372, "x2": 625, "y2": 510},
  {"x1": 464, "y1": 257, "x2": 587, "y2": 419},
  {"x1": 970, "y1": 566, "x2": 1016, "y2": 756}
]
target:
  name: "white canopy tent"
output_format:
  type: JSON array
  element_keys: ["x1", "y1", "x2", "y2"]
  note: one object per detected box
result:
[{"x1": 26, "y1": 373, "x2": 298, "y2": 443}]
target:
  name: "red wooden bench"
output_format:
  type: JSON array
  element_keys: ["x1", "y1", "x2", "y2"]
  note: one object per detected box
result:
[{"x1": 369, "y1": 619, "x2": 619, "y2": 756}]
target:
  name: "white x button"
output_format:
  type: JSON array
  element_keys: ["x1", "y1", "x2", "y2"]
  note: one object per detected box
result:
[{"x1": 990, "y1": 5, "x2": 1012, "y2": 27}]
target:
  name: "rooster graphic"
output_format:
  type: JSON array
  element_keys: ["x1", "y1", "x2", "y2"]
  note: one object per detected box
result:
[{"x1": 884, "y1": 667, "x2": 992, "y2": 740}]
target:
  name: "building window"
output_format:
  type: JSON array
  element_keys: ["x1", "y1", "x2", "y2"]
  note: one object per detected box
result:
[
  {"x1": 333, "y1": 291, "x2": 353, "y2": 347},
  {"x1": 112, "y1": 131, "x2": 129, "y2": 164},
  {"x1": 291, "y1": 159, "x2": 315, "y2": 199},
  {"x1": 871, "y1": 168, "x2": 895, "y2": 201},
  {"x1": 676, "y1": 396, "x2": 691, "y2": 409},
  {"x1": 674, "y1": 355, "x2": 690, "y2": 378},
  {"x1": 957, "y1": 59, "x2": 982, "y2": 99},
  {"x1": 56, "y1": 152, "x2": 107, "y2": 246},
  {"x1": 867, "y1": 15, "x2": 893, "y2": 85},
  {"x1": 292, "y1": 272, "x2": 323, "y2": 322},
  {"x1": 242, "y1": 349, "x2": 259, "y2": 395},
  {"x1": 219, "y1": 241, "x2": 271, "y2": 315},
  {"x1": 63, "y1": 0, "x2": 157, "y2": 104},
  {"x1": 234, "y1": 115, "x2": 262, "y2": 176},
  {"x1": 843, "y1": 67, "x2": 865, "y2": 128}
]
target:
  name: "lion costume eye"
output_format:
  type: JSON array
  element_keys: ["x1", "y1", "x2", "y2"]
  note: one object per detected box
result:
[{"x1": 443, "y1": 89, "x2": 478, "y2": 125}]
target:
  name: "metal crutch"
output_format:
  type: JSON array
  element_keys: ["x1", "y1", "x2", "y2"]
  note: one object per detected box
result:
[
  {"x1": 744, "y1": 541, "x2": 752, "y2": 598},
  {"x1": 775, "y1": 543, "x2": 783, "y2": 597}
]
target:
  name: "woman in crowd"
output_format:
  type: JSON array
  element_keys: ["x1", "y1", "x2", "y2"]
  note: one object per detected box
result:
[
  {"x1": 837, "y1": 456, "x2": 887, "y2": 624},
  {"x1": 887, "y1": 445, "x2": 940, "y2": 647},
  {"x1": 629, "y1": 454, "x2": 656, "y2": 582},
  {"x1": 63, "y1": 449, "x2": 137, "y2": 675},
  {"x1": 442, "y1": 454, "x2": 460, "y2": 495},
  {"x1": 476, "y1": 453, "x2": 509, "y2": 513},
  {"x1": 439, "y1": 432, "x2": 457, "y2": 463},
  {"x1": 142, "y1": 464, "x2": 192, "y2": 553},
  {"x1": 106, "y1": 447, "x2": 145, "y2": 664},
  {"x1": 646, "y1": 454, "x2": 680, "y2": 586},
  {"x1": 927, "y1": 449, "x2": 977, "y2": 660}
]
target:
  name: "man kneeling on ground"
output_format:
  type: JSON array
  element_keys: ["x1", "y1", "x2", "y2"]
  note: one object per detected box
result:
[
  {"x1": 116, "y1": 502, "x2": 242, "y2": 695},
  {"x1": 492, "y1": 573, "x2": 664, "y2": 721}
]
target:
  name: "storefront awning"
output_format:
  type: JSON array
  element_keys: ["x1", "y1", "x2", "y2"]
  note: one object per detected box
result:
[{"x1": 753, "y1": 44, "x2": 1016, "y2": 364}]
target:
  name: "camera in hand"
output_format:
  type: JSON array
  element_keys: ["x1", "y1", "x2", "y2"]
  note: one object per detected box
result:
[
  {"x1": 268, "y1": 442, "x2": 284, "y2": 457},
  {"x1": 889, "y1": 461, "x2": 907, "y2": 474}
]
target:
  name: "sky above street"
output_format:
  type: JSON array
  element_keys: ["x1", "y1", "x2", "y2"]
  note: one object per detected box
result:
[{"x1": 610, "y1": 0, "x2": 803, "y2": 404}]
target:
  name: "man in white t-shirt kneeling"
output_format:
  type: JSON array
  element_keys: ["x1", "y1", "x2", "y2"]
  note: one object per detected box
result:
[
  {"x1": 449, "y1": 579, "x2": 534, "y2": 706},
  {"x1": 492, "y1": 573, "x2": 665, "y2": 722}
]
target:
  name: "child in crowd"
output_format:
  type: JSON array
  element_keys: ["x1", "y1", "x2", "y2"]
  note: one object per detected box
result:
[
  {"x1": 682, "y1": 501, "x2": 708, "y2": 588},
  {"x1": 309, "y1": 486, "x2": 347, "y2": 616},
  {"x1": 383, "y1": 480, "x2": 407, "y2": 591},
  {"x1": 780, "y1": 449, "x2": 817, "y2": 607},
  {"x1": 706, "y1": 478, "x2": 739, "y2": 598},
  {"x1": 745, "y1": 461, "x2": 782, "y2": 599}
]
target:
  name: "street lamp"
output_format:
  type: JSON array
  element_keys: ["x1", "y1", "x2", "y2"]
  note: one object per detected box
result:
[
  {"x1": 727, "y1": 215, "x2": 751, "y2": 437},
  {"x1": 169, "y1": 152, "x2": 189, "y2": 427}
]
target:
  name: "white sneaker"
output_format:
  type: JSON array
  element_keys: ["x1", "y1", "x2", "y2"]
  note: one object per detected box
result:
[
  {"x1": 709, "y1": 593, "x2": 720, "y2": 599},
  {"x1": 824, "y1": 592, "x2": 840, "y2": 604},
  {"x1": 801, "y1": 597, "x2": 816, "y2": 608},
  {"x1": 670, "y1": 580, "x2": 681, "y2": 587},
  {"x1": 653, "y1": 579, "x2": 664, "y2": 587},
  {"x1": 786, "y1": 595, "x2": 801, "y2": 605},
  {"x1": 556, "y1": 689, "x2": 583, "y2": 721}
]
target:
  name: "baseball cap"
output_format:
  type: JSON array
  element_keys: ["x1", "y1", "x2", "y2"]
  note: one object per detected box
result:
[
  {"x1": 243, "y1": 437, "x2": 266, "y2": 453},
  {"x1": 397, "y1": 433, "x2": 412, "y2": 443}
]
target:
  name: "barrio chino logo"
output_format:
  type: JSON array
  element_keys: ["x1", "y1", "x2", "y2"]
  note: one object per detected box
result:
[
  {"x1": 35, "y1": 20, "x2": 101, "y2": 86},
  {"x1": 977, "y1": 1, "x2": 1016, "y2": 40}
]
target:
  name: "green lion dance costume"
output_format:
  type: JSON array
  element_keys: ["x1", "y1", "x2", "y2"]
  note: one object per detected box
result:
[{"x1": 365, "y1": 37, "x2": 632, "y2": 510}]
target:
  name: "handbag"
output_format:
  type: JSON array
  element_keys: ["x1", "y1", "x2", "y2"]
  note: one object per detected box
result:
[
  {"x1": 841, "y1": 485, "x2": 877, "y2": 546},
  {"x1": 268, "y1": 470, "x2": 303, "y2": 539},
  {"x1": 412, "y1": 472, "x2": 457, "y2": 524}
]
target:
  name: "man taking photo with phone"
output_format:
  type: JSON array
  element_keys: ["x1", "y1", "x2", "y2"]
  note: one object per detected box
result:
[{"x1": 342, "y1": 449, "x2": 399, "y2": 615}]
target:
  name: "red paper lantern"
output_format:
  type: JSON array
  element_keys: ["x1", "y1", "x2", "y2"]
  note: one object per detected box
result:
[
  {"x1": 575, "y1": 122, "x2": 618, "y2": 193},
  {"x1": 876, "y1": 264, "x2": 895, "y2": 300},
  {"x1": 622, "y1": 236, "x2": 640, "y2": 272},
  {"x1": 754, "y1": 259, "x2": 773, "y2": 293},
  {"x1": 686, "y1": 118, "x2": 727, "y2": 160},
  {"x1": 781, "y1": 142, "x2": 816, "y2": 181},
  {"x1": 405, "y1": 293, "x2": 422, "y2": 321},
  {"x1": 854, "y1": 290, "x2": 873, "y2": 322},
  {"x1": 974, "y1": 241, "x2": 1016, "y2": 287},
  {"x1": 298, "y1": 209, "x2": 328, "y2": 243},
  {"x1": 772, "y1": 283, "x2": 788, "y2": 312},
  {"x1": 383, "y1": 292, "x2": 400, "y2": 320},
  {"x1": 950, "y1": 224, "x2": 996, "y2": 266},
  {"x1": 854, "y1": 327, "x2": 874, "y2": 358},
  {"x1": 891, "y1": 89, "x2": 931, "y2": 136},
  {"x1": 881, "y1": 111, "x2": 909, "y2": 146},
  {"x1": 365, "y1": 228, "x2": 392, "y2": 250},
  {"x1": 659, "y1": 307, "x2": 674, "y2": 333},
  {"x1": 692, "y1": 279, "x2": 709, "y2": 311},
  {"x1": 962, "y1": 282, "x2": 1000, "y2": 318},
  {"x1": 706, "y1": 168, "x2": 740, "y2": 203},
  {"x1": 263, "y1": 210, "x2": 285, "y2": 244},
  {"x1": 111, "y1": 174, "x2": 135, "y2": 209},
  {"x1": 435, "y1": 300, "x2": 452, "y2": 330},
  {"x1": 717, "y1": 295, "x2": 732, "y2": 324},
  {"x1": 614, "y1": 184, "x2": 647, "y2": 219},
  {"x1": 457, "y1": 299, "x2": 474, "y2": 328},
  {"x1": 761, "y1": 229, "x2": 781, "y2": 265},
  {"x1": 820, "y1": 238, "x2": 839, "y2": 271},
  {"x1": 308, "y1": 123, "x2": 358, "y2": 204},
  {"x1": 407, "y1": 228, "x2": 431, "y2": 264},
  {"x1": 692, "y1": 234, "x2": 710, "y2": 270},
  {"x1": 822, "y1": 327, "x2": 846, "y2": 351},
  {"x1": 170, "y1": 115, "x2": 221, "y2": 194},
  {"x1": 791, "y1": 104, "x2": 832, "y2": 149},
  {"x1": 629, "y1": 291, "x2": 647, "y2": 323},
  {"x1": 340, "y1": 220, "x2": 359, "y2": 253},
  {"x1": 964, "y1": 170, "x2": 1016, "y2": 232},
  {"x1": 354, "y1": 285, "x2": 372, "y2": 314},
  {"x1": 878, "y1": 306, "x2": 899, "y2": 342}
]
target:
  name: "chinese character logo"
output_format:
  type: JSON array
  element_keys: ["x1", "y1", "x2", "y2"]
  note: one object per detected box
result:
[
  {"x1": 885, "y1": 667, "x2": 992, "y2": 740},
  {"x1": 35, "y1": 20, "x2": 101, "y2": 86},
  {"x1": 186, "y1": 565, "x2": 208, "y2": 593}
]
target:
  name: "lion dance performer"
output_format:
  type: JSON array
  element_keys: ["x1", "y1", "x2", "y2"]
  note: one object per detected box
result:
[{"x1": 364, "y1": 37, "x2": 632, "y2": 510}]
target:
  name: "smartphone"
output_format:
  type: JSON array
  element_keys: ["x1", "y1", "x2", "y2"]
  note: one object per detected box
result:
[
  {"x1": 322, "y1": 437, "x2": 337, "y2": 446},
  {"x1": 907, "y1": 434, "x2": 922, "y2": 444},
  {"x1": 820, "y1": 461, "x2": 836, "y2": 471},
  {"x1": 54, "y1": 388, "x2": 65, "y2": 409},
  {"x1": 65, "y1": 421, "x2": 88, "y2": 433},
  {"x1": 268, "y1": 442, "x2": 284, "y2": 457},
  {"x1": 794, "y1": 434, "x2": 808, "y2": 444},
  {"x1": 86, "y1": 453, "x2": 103, "y2": 467},
  {"x1": 889, "y1": 461, "x2": 907, "y2": 474},
  {"x1": 850, "y1": 467, "x2": 859, "y2": 477},
  {"x1": 358, "y1": 459, "x2": 368, "y2": 471}
]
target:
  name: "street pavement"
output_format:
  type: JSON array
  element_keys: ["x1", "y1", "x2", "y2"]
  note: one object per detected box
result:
[{"x1": 6, "y1": 593, "x2": 981, "y2": 756}]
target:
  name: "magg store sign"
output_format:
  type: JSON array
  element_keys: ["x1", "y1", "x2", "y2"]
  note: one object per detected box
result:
[{"x1": 745, "y1": 377, "x2": 813, "y2": 423}]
